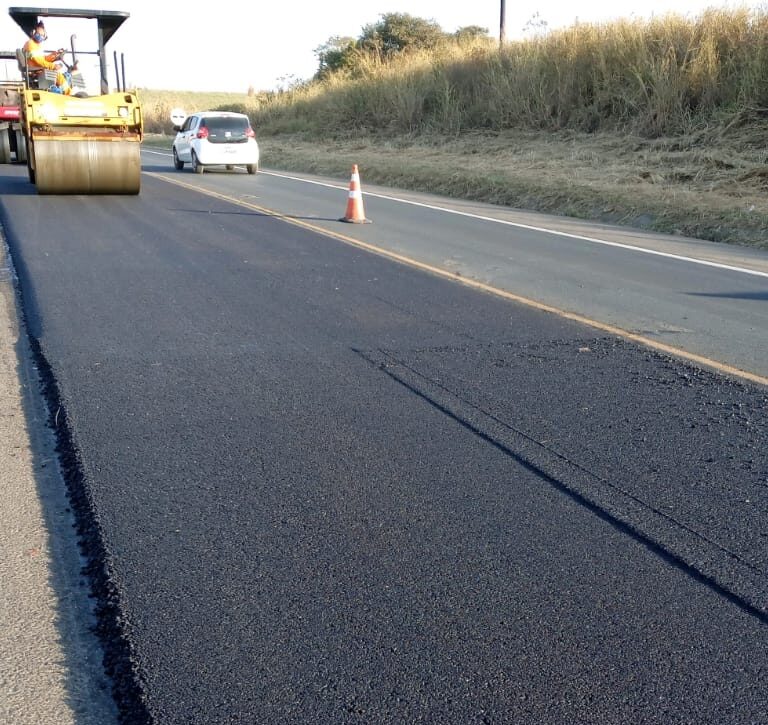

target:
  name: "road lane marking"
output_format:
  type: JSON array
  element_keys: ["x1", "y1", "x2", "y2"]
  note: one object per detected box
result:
[{"x1": 148, "y1": 171, "x2": 768, "y2": 388}]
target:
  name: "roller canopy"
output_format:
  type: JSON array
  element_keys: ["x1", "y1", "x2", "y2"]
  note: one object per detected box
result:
[{"x1": 9, "y1": 7, "x2": 129, "y2": 47}]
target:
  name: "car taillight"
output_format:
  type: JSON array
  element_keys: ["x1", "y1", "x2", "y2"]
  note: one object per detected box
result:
[
  {"x1": 246, "y1": 127, "x2": 255, "y2": 138},
  {"x1": 196, "y1": 126, "x2": 209, "y2": 139}
]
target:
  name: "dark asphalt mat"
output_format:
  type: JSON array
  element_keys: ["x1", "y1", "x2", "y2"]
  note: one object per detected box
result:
[{"x1": 2, "y1": 174, "x2": 767, "y2": 724}]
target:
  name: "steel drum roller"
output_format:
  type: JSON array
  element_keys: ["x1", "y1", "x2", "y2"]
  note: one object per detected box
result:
[{"x1": 33, "y1": 136, "x2": 140, "y2": 194}]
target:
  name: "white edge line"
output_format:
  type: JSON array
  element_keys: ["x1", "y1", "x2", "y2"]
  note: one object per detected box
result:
[{"x1": 142, "y1": 150, "x2": 768, "y2": 280}]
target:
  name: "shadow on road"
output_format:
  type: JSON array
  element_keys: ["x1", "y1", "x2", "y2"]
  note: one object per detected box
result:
[
  {"x1": 169, "y1": 207, "x2": 342, "y2": 223},
  {"x1": 0, "y1": 166, "x2": 38, "y2": 196},
  {"x1": 687, "y1": 291, "x2": 768, "y2": 301}
]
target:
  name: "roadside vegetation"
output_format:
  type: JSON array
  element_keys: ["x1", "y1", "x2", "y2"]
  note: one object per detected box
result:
[{"x1": 140, "y1": 9, "x2": 768, "y2": 248}]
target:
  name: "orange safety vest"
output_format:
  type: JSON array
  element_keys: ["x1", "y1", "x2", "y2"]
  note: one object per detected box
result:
[
  {"x1": 23, "y1": 37, "x2": 60, "y2": 69},
  {"x1": 22, "y1": 38, "x2": 69, "y2": 93}
]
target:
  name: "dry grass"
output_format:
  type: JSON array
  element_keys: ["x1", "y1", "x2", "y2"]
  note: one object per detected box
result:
[{"x1": 250, "y1": 9, "x2": 768, "y2": 138}]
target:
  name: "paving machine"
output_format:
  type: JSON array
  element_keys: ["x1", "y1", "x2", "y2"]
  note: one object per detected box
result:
[{"x1": 10, "y1": 6, "x2": 142, "y2": 194}]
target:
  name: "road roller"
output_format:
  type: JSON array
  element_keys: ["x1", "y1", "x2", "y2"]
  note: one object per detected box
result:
[{"x1": 10, "y1": 7, "x2": 143, "y2": 194}]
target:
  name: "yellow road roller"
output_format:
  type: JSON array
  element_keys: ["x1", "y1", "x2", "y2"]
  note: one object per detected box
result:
[{"x1": 10, "y1": 6, "x2": 142, "y2": 194}]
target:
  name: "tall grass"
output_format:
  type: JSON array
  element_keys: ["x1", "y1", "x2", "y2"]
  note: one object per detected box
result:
[{"x1": 245, "y1": 8, "x2": 768, "y2": 139}]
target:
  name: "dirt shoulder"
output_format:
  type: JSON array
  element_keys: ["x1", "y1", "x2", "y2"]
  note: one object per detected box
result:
[{"x1": 248, "y1": 125, "x2": 767, "y2": 249}]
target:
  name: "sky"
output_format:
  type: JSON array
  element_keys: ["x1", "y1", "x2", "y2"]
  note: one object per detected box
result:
[{"x1": 0, "y1": 0, "x2": 763, "y2": 93}]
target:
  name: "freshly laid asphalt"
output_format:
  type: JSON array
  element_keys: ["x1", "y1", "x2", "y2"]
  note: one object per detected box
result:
[{"x1": 1, "y1": 165, "x2": 767, "y2": 723}]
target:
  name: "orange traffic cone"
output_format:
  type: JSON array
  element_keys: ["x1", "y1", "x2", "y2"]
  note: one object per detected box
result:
[{"x1": 340, "y1": 164, "x2": 371, "y2": 223}]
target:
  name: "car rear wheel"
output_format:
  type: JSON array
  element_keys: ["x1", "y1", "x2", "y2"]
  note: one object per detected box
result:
[
  {"x1": 173, "y1": 147, "x2": 184, "y2": 170},
  {"x1": 191, "y1": 151, "x2": 203, "y2": 174},
  {"x1": 246, "y1": 163, "x2": 258, "y2": 175}
]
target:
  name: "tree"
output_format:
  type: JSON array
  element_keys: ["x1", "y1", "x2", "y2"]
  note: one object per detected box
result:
[
  {"x1": 314, "y1": 36, "x2": 358, "y2": 79},
  {"x1": 359, "y1": 13, "x2": 446, "y2": 59},
  {"x1": 454, "y1": 25, "x2": 490, "y2": 43},
  {"x1": 313, "y1": 13, "x2": 459, "y2": 79}
]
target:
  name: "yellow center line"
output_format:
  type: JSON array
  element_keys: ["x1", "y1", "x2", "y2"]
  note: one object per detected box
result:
[{"x1": 148, "y1": 172, "x2": 768, "y2": 388}]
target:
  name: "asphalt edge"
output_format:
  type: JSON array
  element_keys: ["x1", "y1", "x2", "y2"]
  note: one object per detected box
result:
[
  {"x1": 1, "y1": 225, "x2": 153, "y2": 724},
  {"x1": 26, "y1": 338, "x2": 153, "y2": 724}
]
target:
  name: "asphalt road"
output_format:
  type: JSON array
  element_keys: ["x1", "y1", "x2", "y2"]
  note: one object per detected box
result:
[{"x1": 1, "y1": 159, "x2": 767, "y2": 723}]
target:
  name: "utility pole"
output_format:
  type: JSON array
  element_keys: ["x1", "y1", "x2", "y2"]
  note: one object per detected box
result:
[{"x1": 500, "y1": 0, "x2": 507, "y2": 47}]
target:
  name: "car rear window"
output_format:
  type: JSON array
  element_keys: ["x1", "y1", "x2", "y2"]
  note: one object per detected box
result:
[{"x1": 201, "y1": 117, "x2": 250, "y2": 143}]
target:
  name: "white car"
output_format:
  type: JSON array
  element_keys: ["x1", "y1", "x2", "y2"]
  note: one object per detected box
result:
[{"x1": 171, "y1": 111, "x2": 259, "y2": 174}]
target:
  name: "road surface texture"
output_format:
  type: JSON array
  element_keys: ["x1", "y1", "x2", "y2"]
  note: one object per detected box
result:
[{"x1": 1, "y1": 161, "x2": 767, "y2": 723}]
